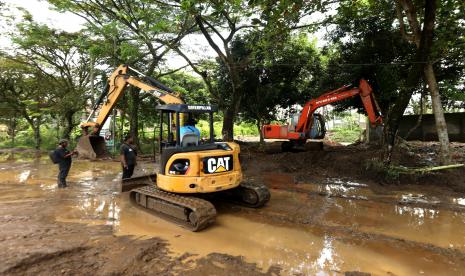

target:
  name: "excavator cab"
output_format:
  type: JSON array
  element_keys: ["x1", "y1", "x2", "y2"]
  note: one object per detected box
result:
[
  {"x1": 157, "y1": 104, "x2": 215, "y2": 151},
  {"x1": 154, "y1": 104, "x2": 243, "y2": 193}
]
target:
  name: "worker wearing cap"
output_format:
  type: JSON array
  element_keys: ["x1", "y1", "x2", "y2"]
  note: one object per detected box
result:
[{"x1": 56, "y1": 139, "x2": 77, "y2": 188}]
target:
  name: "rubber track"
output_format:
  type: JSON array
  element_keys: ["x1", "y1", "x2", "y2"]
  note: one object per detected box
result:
[
  {"x1": 240, "y1": 182, "x2": 271, "y2": 208},
  {"x1": 130, "y1": 185, "x2": 216, "y2": 232},
  {"x1": 224, "y1": 182, "x2": 271, "y2": 208}
]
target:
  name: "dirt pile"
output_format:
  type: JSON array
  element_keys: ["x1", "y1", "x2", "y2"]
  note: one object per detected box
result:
[{"x1": 240, "y1": 141, "x2": 465, "y2": 190}]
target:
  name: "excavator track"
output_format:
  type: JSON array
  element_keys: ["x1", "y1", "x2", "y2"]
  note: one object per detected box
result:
[
  {"x1": 129, "y1": 185, "x2": 216, "y2": 232},
  {"x1": 218, "y1": 181, "x2": 271, "y2": 208}
]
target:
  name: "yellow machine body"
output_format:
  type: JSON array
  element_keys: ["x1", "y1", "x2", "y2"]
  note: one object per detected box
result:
[{"x1": 157, "y1": 142, "x2": 242, "y2": 193}]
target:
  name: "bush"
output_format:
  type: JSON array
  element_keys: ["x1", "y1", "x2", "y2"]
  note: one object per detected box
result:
[{"x1": 327, "y1": 126, "x2": 362, "y2": 144}]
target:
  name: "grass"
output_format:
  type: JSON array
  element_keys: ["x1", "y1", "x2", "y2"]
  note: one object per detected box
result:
[
  {"x1": 0, "y1": 121, "x2": 260, "y2": 151},
  {"x1": 327, "y1": 126, "x2": 363, "y2": 144}
]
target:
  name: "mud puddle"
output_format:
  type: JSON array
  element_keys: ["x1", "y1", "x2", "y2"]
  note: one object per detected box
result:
[
  {"x1": 2, "y1": 160, "x2": 465, "y2": 274},
  {"x1": 56, "y1": 189, "x2": 465, "y2": 275},
  {"x1": 265, "y1": 173, "x2": 465, "y2": 250}
]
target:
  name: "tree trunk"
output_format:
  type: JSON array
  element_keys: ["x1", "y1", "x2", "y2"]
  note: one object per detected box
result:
[
  {"x1": 222, "y1": 108, "x2": 235, "y2": 141},
  {"x1": 8, "y1": 116, "x2": 16, "y2": 148},
  {"x1": 129, "y1": 88, "x2": 140, "y2": 150},
  {"x1": 424, "y1": 63, "x2": 450, "y2": 164},
  {"x1": 386, "y1": 0, "x2": 437, "y2": 164},
  {"x1": 63, "y1": 111, "x2": 75, "y2": 140},
  {"x1": 383, "y1": 85, "x2": 417, "y2": 163},
  {"x1": 119, "y1": 108, "x2": 125, "y2": 142},
  {"x1": 221, "y1": 64, "x2": 244, "y2": 142},
  {"x1": 405, "y1": 88, "x2": 425, "y2": 140},
  {"x1": 90, "y1": 55, "x2": 96, "y2": 107},
  {"x1": 33, "y1": 119, "x2": 41, "y2": 150},
  {"x1": 257, "y1": 121, "x2": 264, "y2": 144},
  {"x1": 140, "y1": 121, "x2": 145, "y2": 141}
]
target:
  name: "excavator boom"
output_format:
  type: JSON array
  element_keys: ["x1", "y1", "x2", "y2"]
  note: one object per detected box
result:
[{"x1": 77, "y1": 65, "x2": 184, "y2": 159}]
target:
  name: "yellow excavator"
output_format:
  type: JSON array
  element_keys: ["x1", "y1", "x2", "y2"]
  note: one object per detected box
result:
[{"x1": 77, "y1": 65, "x2": 270, "y2": 231}]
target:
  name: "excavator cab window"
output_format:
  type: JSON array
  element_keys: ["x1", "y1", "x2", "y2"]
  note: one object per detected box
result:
[{"x1": 157, "y1": 104, "x2": 217, "y2": 153}]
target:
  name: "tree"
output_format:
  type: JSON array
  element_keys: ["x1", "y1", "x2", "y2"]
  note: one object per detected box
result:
[
  {"x1": 49, "y1": 0, "x2": 196, "y2": 147},
  {"x1": 10, "y1": 16, "x2": 91, "y2": 140},
  {"x1": 175, "y1": 0, "x2": 259, "y2": 140},
  {"x1": 0, "y1": 59, "x2": 50, "y2": 149},
  {"x1": 321, "y1": 1, "x2": 414, "y2": 124},
  {"x1": 324, "y1": 0, "x2": 464, "y2": 164},
  {"x1": 394, "y1": 0, "x2": 457, "y2": 164},
  {"x1": 215, "y1": 32, "x2": 323, "y2": 143},
  {"x1": 0, "y1": 102, "x2": 22, "y2": 147}
]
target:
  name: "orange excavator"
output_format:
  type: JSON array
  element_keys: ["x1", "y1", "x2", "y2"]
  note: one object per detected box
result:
[{"x1": 261, "y1": 79, "x2": 383, "y2": 151}]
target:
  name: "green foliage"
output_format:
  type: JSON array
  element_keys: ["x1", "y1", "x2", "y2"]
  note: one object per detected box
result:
[
  {"x1": 0, "y1": 125, "x2": 58, "y2": 150},
  {"x1": 215, "y1": 31, "x2": 323, "y2": 131},
  {"x1": 364, "y1": 158, "x2": 401, "y2": 182},
  {"x1": 328, "y1": 126, "x2": 362, "y2": 144},
  {"x1": 195, "y1": 120, "x2": 258, "y2": 139},
  {"x1": 159, "y1": 73, "x2": 210, "y2": 105},
  {"x1": 1, "y1": 0, "x2": 464, "y2": 151},
  {"x1": 323, "y1": 0, "x2": 465, "y2": 114}
]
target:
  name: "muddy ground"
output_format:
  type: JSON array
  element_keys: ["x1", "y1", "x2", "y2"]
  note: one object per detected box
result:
[{"x1": 1, "y1": 141, "x2": 465, "y2": 275}]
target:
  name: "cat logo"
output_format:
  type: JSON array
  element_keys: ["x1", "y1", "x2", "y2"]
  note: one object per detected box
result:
[{"x1": 203, "y1": 155, "x2": 233, "y2": 174}]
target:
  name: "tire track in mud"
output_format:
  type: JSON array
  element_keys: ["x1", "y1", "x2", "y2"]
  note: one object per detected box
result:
[{"x1": 2, "y1": 247, "x2": 90, "y2": 275}]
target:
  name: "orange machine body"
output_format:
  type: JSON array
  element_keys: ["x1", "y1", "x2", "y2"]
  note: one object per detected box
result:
[{"x1": 262, "y1": 79, "x2": 383, "y2": 142}]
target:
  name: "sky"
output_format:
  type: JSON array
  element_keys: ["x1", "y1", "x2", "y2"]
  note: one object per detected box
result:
[
  {"x1": 0, "y1": 0, "x2": 328, "y2": 70},
  {"x1": 2, "y1": 0, "x2": 86, "y2": 32},
  {"x1": 0, "y1": 0, "x2": 221, "y2": 69}
]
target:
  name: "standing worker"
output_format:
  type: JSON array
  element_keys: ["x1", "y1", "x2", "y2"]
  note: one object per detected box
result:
[
  {"x1": 120, "y1": 134, "x2": 137, "y2": 179},
  {"x1": 56, "y1": 139, "x2": 77, "y2": 188}
]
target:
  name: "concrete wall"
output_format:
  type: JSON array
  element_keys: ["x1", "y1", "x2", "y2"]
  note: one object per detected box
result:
[{"x1": 398, "y1": 113, "x2": 465, "y2": 142}]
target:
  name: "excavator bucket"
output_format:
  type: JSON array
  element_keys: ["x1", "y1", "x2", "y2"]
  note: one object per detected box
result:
[
  {"x1": 120, "y1": 174, "x2": 156, "y2": 193},
  {"x1": 76, "y1": 135, "x2": 109, "y2": 159}
]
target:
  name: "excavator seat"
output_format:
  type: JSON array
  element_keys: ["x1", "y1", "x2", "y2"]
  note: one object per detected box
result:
[{"x1": 181, "y1": 133, "x2": 199, "y2": 147}]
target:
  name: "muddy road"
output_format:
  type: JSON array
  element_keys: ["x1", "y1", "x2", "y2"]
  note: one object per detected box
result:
[{"x1": 1, "y1": 144, "x2": 465, "y2": 275}]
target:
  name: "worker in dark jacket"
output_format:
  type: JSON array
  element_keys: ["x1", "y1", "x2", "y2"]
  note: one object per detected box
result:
[
  {"x1": 120, "y1": 134, "x2": 137, "y2": 179},
  {"x1": 56, "y1": 139, "x2": 77, "y2": 188}
]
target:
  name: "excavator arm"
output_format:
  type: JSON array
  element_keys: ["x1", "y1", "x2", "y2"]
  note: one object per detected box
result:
[
  {"x1": 262, "y1": 79, "x2": 383, "y2": 147},
  {"x1": 77, "y1": 65, "x2": 185, "y2": 159},
  {"x1": 296, "y1": 79, "x2": 382, "y2": 134},
  {"x1": 81, "y1": 64, "x2": 184, "y2": 134}
]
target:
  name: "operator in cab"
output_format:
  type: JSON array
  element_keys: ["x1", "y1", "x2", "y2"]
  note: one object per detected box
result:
[
  {"x1": 120, "y1": 134, "x2": 137, "y2": 179},
  {"x1": 180, "y1": 118, "x2": 201, "y2": 146}
]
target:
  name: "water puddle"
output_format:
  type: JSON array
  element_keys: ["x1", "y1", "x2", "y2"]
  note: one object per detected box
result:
[
  {"x1": 2, "y1": 160, "x2": 465, "y2": 274},
  {"x1": 452, "y1": 198, "x2": 465, "y2": 206}
]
